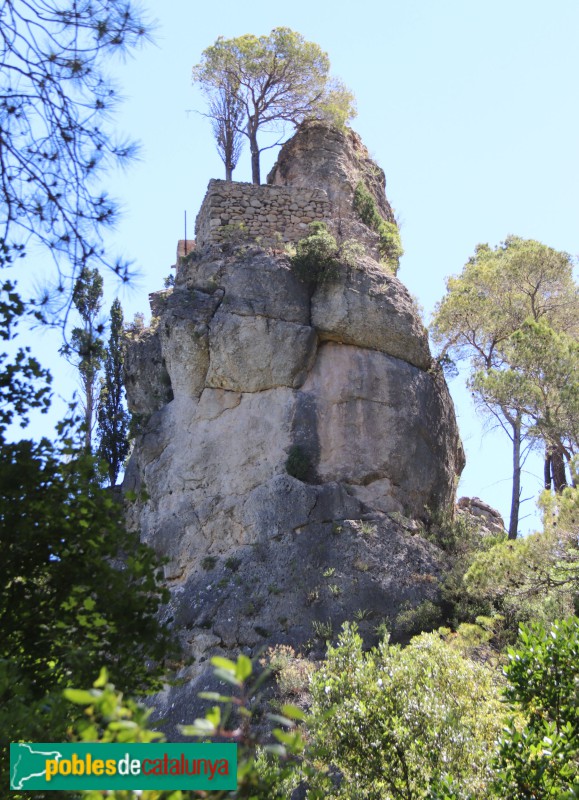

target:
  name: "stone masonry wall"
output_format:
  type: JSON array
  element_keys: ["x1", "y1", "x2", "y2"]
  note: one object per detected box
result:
[{"x1": 194, "y1": 179, "x2": 331, "y2": 249}]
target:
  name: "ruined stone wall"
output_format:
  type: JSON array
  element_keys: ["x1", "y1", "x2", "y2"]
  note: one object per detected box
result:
[{"x1": 194, "y1": 179, "x2": 331, "y2": 248}]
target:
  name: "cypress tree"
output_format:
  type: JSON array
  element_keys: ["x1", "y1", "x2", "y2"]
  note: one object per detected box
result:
[{"x1": 97, "y1": 299, "x2": 130, "y2": 485}]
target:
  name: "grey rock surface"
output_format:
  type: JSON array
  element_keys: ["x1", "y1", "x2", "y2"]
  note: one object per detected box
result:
[
  {"x1": 457, "y1": 496, "x2": 506, "y2": 534},
  {"x1": 123, "y1": 123, "x2": 466, "y2": 733},
  {"x1": 206, "y1": 310, "x2": 317, "y2": 392},
  {"x1": 124, "y1": 328, "x2": 173, "y2": 416},
  {"x1": 267, "y1": 120, "x2": 395, "y2": 223},
  {"x1": 312, "y1": 258, "x2": 431, "y2": 370}
]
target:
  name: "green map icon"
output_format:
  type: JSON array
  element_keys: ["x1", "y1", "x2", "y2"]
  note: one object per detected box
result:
[{"x1": 11, "y1": 744, "x2": 65, "y2": 790}]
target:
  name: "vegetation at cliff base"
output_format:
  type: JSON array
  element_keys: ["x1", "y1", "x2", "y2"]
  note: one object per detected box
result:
[{"x1": 60, "y1": 615, "x2": 579, "y2": 798}]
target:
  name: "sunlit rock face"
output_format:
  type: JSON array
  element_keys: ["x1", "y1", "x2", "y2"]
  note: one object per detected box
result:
[{"x1": 122, "y1": 123, "x2": 464, "y2": 736}]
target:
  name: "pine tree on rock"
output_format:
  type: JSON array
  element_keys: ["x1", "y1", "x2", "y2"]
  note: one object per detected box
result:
[
  {"x1": 97, "y1": 299, "x2": 130, "y2": 486},
  {"x1": 193, "y1": 28, "x2": 356, "y2": 184}
]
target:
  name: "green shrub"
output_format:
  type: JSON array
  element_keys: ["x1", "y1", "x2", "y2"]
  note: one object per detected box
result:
[
  {"x1": 290, "y1": 221, "x2": 340, "y2": 286},
  {"x1": 353, "y1": 181, "x2": 382, "y2": 228},
  {"x1": 340, "y1": 238, "x2": 366, "y2": 267},
  {"x1": 285, "y1": 444, "x2": 312, "y2": 481},
  {"x1": 421, "y1": 509, "x2": 501, "y2": 635},
  {"x1": 493, "y1": 617, "x2": 579, "y2": 798},
  {"x1": 309, "y1": 623, "x2": 503, "y2": 799},
  {"x1": 353, "y1": 181, "x2": 403, "y2": 274},
  {"x1": 395, "y1": 599, "x2": 443, "y2": 636}
]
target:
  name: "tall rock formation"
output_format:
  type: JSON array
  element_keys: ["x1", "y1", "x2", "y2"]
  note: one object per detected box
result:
[{"x1": 123, "y1": 122, "x2": 464, "y2": 731}]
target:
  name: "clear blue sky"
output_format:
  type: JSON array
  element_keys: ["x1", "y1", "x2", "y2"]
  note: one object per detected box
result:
[{"x1": 15, "y1": 0, "x2": 579, "y2": 534}]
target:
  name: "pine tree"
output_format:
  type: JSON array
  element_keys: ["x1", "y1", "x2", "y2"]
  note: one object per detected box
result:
[{"x1": 97, "y1": 299, "x2": 130, "y2": 486}]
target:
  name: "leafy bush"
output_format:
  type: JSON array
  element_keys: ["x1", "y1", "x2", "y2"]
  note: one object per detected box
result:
[
  {"x1": 290, "y1": 221, "x2": 340, "y2": 286},
  {"x1": 309, "y1": 623, "x2": 503, "y2": 799},
  {"x1": 493, "y1": 617, "x2": 579, "y2": 798},
  {"x1": 64, "y1": 657, "x2": 314, "y2": 799}
]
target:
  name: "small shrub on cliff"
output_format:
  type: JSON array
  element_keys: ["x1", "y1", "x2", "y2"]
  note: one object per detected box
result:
[
  {"x1": 218, "y1": 221, "x2": 250, "y2": 253},
  {"x1": 262, "y1": 645, "x2": 315, "y2": 699},
  {"x1": 340, "y1": 238, "x2": 366, "y2": 267},
  {"x1": 291, "y1": 221, "x2": 340, "y2": 285},
  {"x1": 353, "y1": 180, "x2": 403, "y2": 273}
]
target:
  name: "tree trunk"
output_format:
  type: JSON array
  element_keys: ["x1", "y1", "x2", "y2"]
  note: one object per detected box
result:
[
  {"x1": 544, "y1": 452, "x2": 552, "y2": 490},
  {"x1": 84, "y1": 375, "x2": 94, "y2": 453},
  {"x1": 225, "y1": 163, "x2": 233, "y2": 181},
  {"x1": 247, "y1": 126, "x2": 260, "y2": 184},
  {"x1": 551, "y1": 444, "x2": 567, "y2": 493},
  {"x1": 508, "y1": 415, "x2": 522, "y2": 540}
]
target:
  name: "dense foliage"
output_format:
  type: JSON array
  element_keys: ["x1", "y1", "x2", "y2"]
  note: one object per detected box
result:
[
  {"x1": 494, "y1": 617, "x2": 579, "y2": 798},
  {"x1": 60, "y1": 615, "x2": 579, "y2": 798},
  {"x1": 431, "y1": 236, "x2": 579, "y2": 537},
  {"x1": 0, "y1": 281, "x2": 173, "y2": 794},
  {"x1": 0, "y1": 429, "x2": 175, "y2": 778},
  {"x1": 309, "y1": 624, "x2": 503, "y2": 799},
  {"x1": 97, "y1": 299, "x2": 130, "y2": 485},
  {"x1": 193, "y1": 28, "x2": 356, "y2": 183}
]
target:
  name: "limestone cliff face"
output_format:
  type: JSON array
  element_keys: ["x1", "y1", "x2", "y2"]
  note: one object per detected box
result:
[
  {"x1": 267, "y1": 120, "x2": 395, "y2": 223},
  {"x1": 123, "y1": 124, "x2": 464, "y2": 732}
]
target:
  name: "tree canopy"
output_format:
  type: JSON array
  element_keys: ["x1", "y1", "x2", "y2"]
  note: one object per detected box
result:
[
  {"x1": 193, "y1": 27, "x2": 356, "y2": 184},
  {"x1": 432, "y1": 236, "x2": 579, "y2": 538},
  {"x1": 0, "y1": 0, "x2": 151, "y2": 309}
]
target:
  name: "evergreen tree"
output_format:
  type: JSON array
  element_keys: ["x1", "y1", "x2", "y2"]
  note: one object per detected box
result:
[
  {"x1": 432, "y1": 236, "x2": 579, "y2": 538},
  {"x1": 0, "y1": 286, "x2": 174, "y2": 795},
  {"x1": 97, "y1": 299, "x2": 130, "y2": 485},
  {"x1": 1, "y1": 0, "x2": 151, "y2": 304},
  {"x1": 62, "y1": 266, "x2": 106, "y2": 451},
  {"x1": 193, "y1": 28, "x2": 356, "y2": 183}
]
